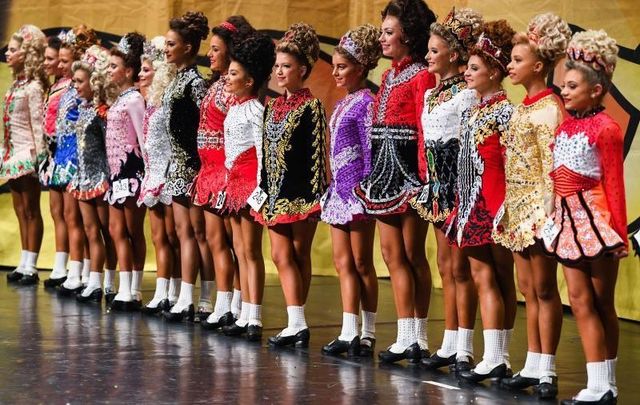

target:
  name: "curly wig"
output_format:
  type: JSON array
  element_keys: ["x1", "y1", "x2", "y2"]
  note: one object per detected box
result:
[
  {"x1": 335, "y1": 24, "x2": 382, "y2": 77},
  {"x1": 512, "y1": 13, "x2": 571, "y2": 74},
  {"x1": 381, "y1": 0, "x2": 436, "y2": 61},
  {"x1": 231, "y1": 33, "x2": 276, "y2": 93},
  {"x1": 61, "y1": 24, "x2": 99, "y2": 61},
  {"x1": 72, "y1": 45, "x2": 113, "y2": 106},
  {"x1": 565, "y1": 29, "x2": 618, "y2": 95},
  {"x1": 169, "y1": 11, "x2": 209, "y2": 57},
  {"x1": 470, "y1": 19, "x2": 515, "y2": 78},
  {"x1": 277, "y1": 22, "x2": 320, "y2": 80},
  {"x1": 12, "y1": 25, "x2": 49, "y2": 91}
]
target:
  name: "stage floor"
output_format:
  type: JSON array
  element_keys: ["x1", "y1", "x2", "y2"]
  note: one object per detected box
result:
[{"x1": 0, "y1": 270, "x2": 638, "y2": 404}]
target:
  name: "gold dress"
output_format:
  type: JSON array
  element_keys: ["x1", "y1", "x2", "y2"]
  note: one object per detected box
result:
[{"x1": 493, "y1": 89, "x2": 564, "y2": 251}]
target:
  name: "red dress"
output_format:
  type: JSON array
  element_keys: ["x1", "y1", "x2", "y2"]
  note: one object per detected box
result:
[{"x1": 191, "y1": 75, "x2": 235, "y2": 207}]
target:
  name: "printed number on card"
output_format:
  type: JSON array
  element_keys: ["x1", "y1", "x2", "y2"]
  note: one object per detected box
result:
[
  {"x1": 214, "y1": 191, "x2": 226, "y2": 210},
  {"x1": 319, "y1": 192, "x2": 328, "y2": 209},
  {"x1": 541, "y1": 216, "x2": 561, "y2": 247},
  {"x1": 247, "y1": 187, "x2": 268, "y2": 211},
  {"x1": 111, "y1": 179, "x2": 131, "y2": 201},
  {"x1": 416, "y1": 185, "x2": 430, "y2": 203}
]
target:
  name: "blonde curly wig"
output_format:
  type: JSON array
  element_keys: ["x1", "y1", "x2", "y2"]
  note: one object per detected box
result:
[
  {"x1": 11, "y1": 25, "x2": 48, "y2": 91},
  {"x1": 430, "y1": 8, "x2": 484, "y2": 64},
  {"x1": 72, "y1": 45, "x2": 112, "y2": 106},
  {"x1": 277, "y1": 23, "x2": 320, "y2": 79},
  {"x1": 148, "y1": 61, "x2": 177, "y2": 108},
  {"x1": 513, "y1": 13, "x2": 571, "y2": 72},
  {"x1": 565, "y1": 29, "x2": 618, "y2": 94},
  {"x1": 336, "y1": 24, "x2": 382, "y2": 74}
]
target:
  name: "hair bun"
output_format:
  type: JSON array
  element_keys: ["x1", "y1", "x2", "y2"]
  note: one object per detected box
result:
[
  {"x1": 526, "y1": 13, "x2": 572, "y2": 63},
  {"x1": 278, "y1": 22, "x2": 320, "y2": 67},
  {"x1": 184, "y1": 11, "x2": 209, "y2": 41},
  {"x1": 337, "y1": 24, "x2": 382, "y2": 71}
]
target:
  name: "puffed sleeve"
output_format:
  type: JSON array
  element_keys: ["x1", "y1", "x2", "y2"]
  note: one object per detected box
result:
[
  {"x1": 414, "y1": 70, "x2": 436, "y2": 182},
  {"x1": 27, "y1": 81, "x2": 46, "y2": 162},
  {"x1": 597, "y1": 120, "x2": 628, "y2": 247},
  {"x1": 535, "y1": 103, "x2": 563, "y2": 215},
  {"x1": 249, "y1": 101, "x2": 265, "y2": 184}
]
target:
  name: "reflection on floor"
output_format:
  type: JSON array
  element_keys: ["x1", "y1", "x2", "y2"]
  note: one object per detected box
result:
[{"x1": 0, "y1": 271, "x2": 638, "y2": 404}]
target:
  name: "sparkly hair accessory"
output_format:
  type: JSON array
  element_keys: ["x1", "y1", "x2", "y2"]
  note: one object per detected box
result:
[
  {"x1": 143, "y1": 36, "x2": 165, "y2": 63},
  {"x1": 527, "y1": 28, "x2": 540, "y2": 45},
  {"x1": 117, "y1": 35, "x2": 131, "y2": 55},
  {"x1": 338, "y1": 33, "x2": 365, "y2": 65},
  {"x1": 442, "y1": 8, "x2": 474, "y2": 49},
  {"x1": 58, "y1": 29, "x2": 76, "y2": 45},
  {"x1": 567, "y1": 46, "x2": 615, "y2": 75},
  {"x1": 219, "y1": 21, "x2": 237, "y2": 33},
  {"x1": 16, "y1": 24, "x2": 45, "y2": 45},
  {"x1": 81, "y1": 45, "x2": 109, "y2": 73},
  {"x1": 475, "y1": 32, "x2": 510, "y2": 73}
]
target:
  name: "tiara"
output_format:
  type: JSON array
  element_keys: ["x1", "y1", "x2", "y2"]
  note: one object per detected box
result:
[
  {"x1": 442, "y1": 8, "x2": 474, "y2": 49},
  {"x1": 567, "y1": 46, "x2": 615, "y2": 74},
  {"x1": 57, "y1": 29, "x2": 76, "y2": 45},
  {"x1": 338, "y1": 34, "x2": 366, "y2": 66},
  {"x1": 117, "y1": 36, "x2": 131, "y2": 55},
  {"x1": 219, "y1": 21, "x2": 237, "y2": 33},
  {"x1": 475, "y1": 33, "x2": 510, "y2": 73},
  {"x1": 143, "y1": 39, "x2": 164, "y2": 63}
]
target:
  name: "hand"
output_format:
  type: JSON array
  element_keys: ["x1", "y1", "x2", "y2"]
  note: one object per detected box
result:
[{"x1": 610, "y1": 246, "x2": 628, "y2": 259}]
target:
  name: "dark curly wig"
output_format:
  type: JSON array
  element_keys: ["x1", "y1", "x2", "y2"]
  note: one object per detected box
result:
[
  {"x1": 231, "y1": 33, "x2": 276, "y2": 93},
  {"x1": 110, "y1": 31, "x2": 146, "y2": 82},
  {"x1": 470, "y1": 20, "x2": 515, "y2": 78},
  {"x1": 211, "y1": 16, "x2": 256, "y2": 64},
  {"x1": 381, "y1": 0, "x2": 436, "y2": 61},
  {"x1": 169, "y1": 11, "x2": 209, "y2": 57}
]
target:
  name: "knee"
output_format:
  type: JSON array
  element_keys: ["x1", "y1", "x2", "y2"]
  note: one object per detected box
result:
[
  {"x1": 534, "y1": 280, "x2": 559, "y2": 302},
  {"x1": 109, "y1": 221, "x2": 127, "y2": 241},
  {"x1": 271, "y1": 249, "x2": 294, "y2": 270},
  {"x1": 567, "y1": 289, "x2": 594, "y2": 318},
  {"x1": 83, "y1": 222, "x2": 102, "y2": 242},
  {"x1": 243, "y1": 247, "x2": 263, "y2": 265},
  {"x1": 192, "y1": 224, "x2": 207, "y2": 244},
  {"x1": 151, "y1": 228, "x2": 168, "y2": 249},
  {"x1": 333, "y1": 253, "x2": 352, "y2": 275},
  {"x1": 353, "y1": 254, "x2": 374, "y2": 279},
  {"x1": 405, "y1": 248, "x2": 428, "y2": 272},
  {"x1": 175, "y1": 221, "x2": 193, "y2": 241}
]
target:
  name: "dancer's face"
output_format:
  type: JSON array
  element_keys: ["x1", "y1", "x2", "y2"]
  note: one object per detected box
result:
[
  {"x1": 207, "y1": 35, "x2": 229, "y2": 73},
  {"x1": 73, "y1": 68, "x2": 92, "y2": 100},
  {"x1": 138, "y1": 60, "x2": 155, "y2": 89},
  {"x1": 507, "y1": 43, "x2": 543, "y2": 86},
  {"x1": 465, "y1": 54, "x2": 500, "y2": 94},
  {"x1": 5, "y1": 39, "x2": 25, "y2": 71},
  {"x1": 108, "y1": 55, "x2": 129, "y2": 87},
  {"x1": 332, "y1": 51, "x2": 364, "y2": 93},
  {"x1": 57, "y1": 47, "x2": 74, "y2": 78},
  {"x1": 226, "y1": 60, "x2": 254, "y2": 98},
  {"x1": 426, "y1": 34, "x2": 455, "y2": 76},
  {"x1": 44, "y1": 47, "x2": 61, "y2": 77},
  {"x1": 274, "y1": 51, "x2": 305, "y2": 93},
  {"x1": 561, "y1": 68, "x2": 603, "y2": 112},
  {"x1": 165, "y1": 29, "x2": 191, "y2": 66},
  {"x1": 379, "y1": 15, "x2": 408, "y2": 61}
]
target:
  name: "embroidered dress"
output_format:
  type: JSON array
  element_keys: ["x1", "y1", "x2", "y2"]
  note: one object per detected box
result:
[
  {"x1": 192, "y1": 74, "x2": 235, "y2": 206},
  {"x1": 222, "y1": 97, "x2": 263, "y2": 213},
  {"x1": 321, "y1": 88, "x2": 374, "y2": 225},
  {"x1": 50, "y1": 86, "x2": 80, "y2": 188},
  {"x1": 353, "y1": 57, "x2": 436, "y2": 215},
  {"x1": 543, "y1": 108, "x2": 627, "y2": 265},
  {"x1": 1, "y1": 78, "x2": 45, "y2": 180},
  {"x1": 68, "y1": 101, "x2": 110, "y2": 200},
  {"x1": 103, "y1": 87, "x2": 145, "y2": 205},
  {"x1": 493, "y1": 89, "x2": 563, "y2": 251},
  {"x1": 163, "y1": 65, "x2": 208, "y2": 198},
  {"x1": 39, "y1": 77, "x2": 71, "y2": 185},
  {"x1": 445, "y1": 91, "x2": 513, "y2": 247},
  {"x1": 410, "y1": 74, "x2": 477, "y2": 224},
  {"x1": 253, "y1": 88, "x2": 327, "y2": 226},
  {"x1": 138, "y1": 105, "x2": 172, "y2": 207}
]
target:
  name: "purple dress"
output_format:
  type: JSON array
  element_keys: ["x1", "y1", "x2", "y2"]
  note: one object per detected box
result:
[{"x1": 321, "y1": 88, "x2": 374, "y2": 225}]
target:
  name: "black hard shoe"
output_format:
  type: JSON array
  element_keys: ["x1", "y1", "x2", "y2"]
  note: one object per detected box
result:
[
  {"x1": 18, "y1": 273, "x2": 39, "y2": 286},
  {"x1": 76, "y1": 287, "x2": 103, "y2": 303},
  {"x1": 44, "y1": 276, "x2": 66, "y2": 288},
  {"x1": 163, "y1": 304, "x2": 195, "y2": 322},
  {"x1": 421, "y1": 352, "x2": 456, "y2": 369},
  {"x1": 378, "y1": 342, "x2": 422, "y2": 364},
  {"x1": 141, "y1": 298, "x2": 172, "y2": 315},
  {"x1": 322, "y1": 336, "x2": 360, "y2": 357},
  {"x1": 194, "y1": 307, "x2": 212, "y2": 323},
  {"x1": 458, "y1": 363, "x2": 507, "y2": 383},
  {"x1": 359, "y1": 337, "x2": 376, "y2": 357},
  {"x1": 560, "y1": 390, "x2": 616, "y2": 405},
  {"x1": 110, "y1": 298, "x2": 142, "y2": 312},
  {"x1": 535, "y1": 375, "x2": 559, "y2": 400},
  {"x1": 500, "y1": 372, "x2": 540, "y2": 390},
  {"x1": 268, "y1": 328, "x2": 310, "y2": 348},
  {"x1": 6, "y1": 270, "x2": 23, "y2": 283},
  {"x1": 58, "y1": 283, "x2": 83, "y2": 297},
  {"x1": 453, "y1": 358, "x2": 474, "y2": 373},
  {"x1": 505, "y1": 366, "x2": 514, "y2": 379},
  {"x1": 246, "y1": 324, "x2": 263, "y2": 342},
  {"x1": 420, "y1": 348, "x2": 432, "y2": 360},
  {"x1": 201, "y1": 311, "x2": 235, "y2": 331},
  {"x1": 223, "y1": 322, "x2": 248, "y2": 336}
]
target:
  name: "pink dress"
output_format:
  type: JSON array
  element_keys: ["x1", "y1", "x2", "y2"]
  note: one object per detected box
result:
[{"x1": 39, "y1": 77, "x2": 71, "y2": 185}]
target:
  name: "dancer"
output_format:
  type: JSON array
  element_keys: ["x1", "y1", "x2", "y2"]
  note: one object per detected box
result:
[
  {"x1": 2, "y1": 25, "x2": 47, "y2": 285},
  {"x1": 105, "y1": 32, "x2": 147, "y2": 311},
  {"x1": 320, "y1": 24, "x2": 381, "y2": 357},
  {"x1": 496, "y1": 13, "x2": 571, "y2": 399},
  {"x1": 447, "y1": 20, "x2": 517, "y2": 383},
  {"x1": 51, "y1": 26, "x2": 99, "y2": 296},
  {"x1": 543, "y1": 30, "x2": 626, "y2": 405},
  {"x1": 215, "y1": 33, "x2": 275, "y2": 341},
  {"x1": 353, "y1": 0, "x2": 437, "y2": 363},
  {"x1": 410, "y1": 7, "x2": 483, "y2": 372},
  {"x1": 192, "y1": 16, "x2": 255, "y2": 328},
  {"x1": 253, "y1": 23, "x2": 326, "y2": 347},
  {"x1": 161, "y1": 11, "x2": 210, "y2": 322},
  {"x1": 137, "y1": 36, "x2": 180, "y2": 314},
  {"x1": 67, "y1": 44, "x2": 116, "y2": 303},
  {"x1": 40, "y1": 34, "x2": 71, "y2": 288}
]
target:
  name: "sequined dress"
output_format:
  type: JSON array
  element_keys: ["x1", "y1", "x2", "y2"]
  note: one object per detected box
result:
[
  {"x1": 68, "y1": 101, "x2": 110, "y2": 200},
  {"x1": 39, "y1": 77, "x2": 71, "y2": 185},
  {"x1": 542, "y1": 109, "x2": 627, "y2": 264},
  {"x1": 321, "y1": 88, "x2": 374, "y2": 225},
  {"x1": 445, "y1": 91, "x2": 513, "y2": 247},
  {"x1": 410, "y1": 74, "x2": 477, "y2": 224},
  {"x1": 222, "y1": 97, "x2": 263, "y2": 213},
  {"x1": 192, "y1": 74, "x2": 234, "y2": 206},
  {"x1": 163, "y1": 65, "x2": 208, "y2": 198},
  {"x1": 353, "y1": 57, "x2": 436, "y2": 215},
  {"x1": 138, "y1": 105, "x2": 172, "y2": 207},
  {"x1": 104, "y1": 87, "x2": 145, "y2": 205},
  {"x1": 1, "y1": 78, "x2": 45, "y2": 180},
  {"x1": 50, "y1": 86, "x2": 80, "y2": 188},
  {"x1": 253, "y1": 88, "x2": 327, "y2": 226},
  {"x1": 493, "y1": 89, "x2": 563, "y2": 251}
]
